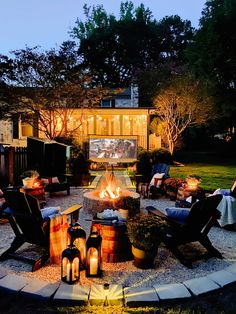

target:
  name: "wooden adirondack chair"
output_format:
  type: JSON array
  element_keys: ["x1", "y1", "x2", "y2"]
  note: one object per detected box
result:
[
  {"x1": 147, "y1": 194, "x2": 223, "y2": 268},
  {"x1": 0, "y1": 190, "x2": 81, "y2": 271},
  {"x1": 149, "y1": 163, "x2": 170, "y2": 198}
]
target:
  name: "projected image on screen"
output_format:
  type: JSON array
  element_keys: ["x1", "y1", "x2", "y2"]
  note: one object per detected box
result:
[{"x1": 89, "y1": 137, "x2": 137, "y2": 161}]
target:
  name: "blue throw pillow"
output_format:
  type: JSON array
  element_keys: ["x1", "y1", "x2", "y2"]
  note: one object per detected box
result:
[
  {"x1": 165, "y1": 207, "x2": 190, "y2": 223},
  {"x1": 40, "y1": 206, "x2": 60, "y2": 219}
]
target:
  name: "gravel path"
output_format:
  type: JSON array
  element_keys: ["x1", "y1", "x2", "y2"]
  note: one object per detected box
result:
[{"x1": 0, "y1": 187, "x2": 236, "y2": 288}]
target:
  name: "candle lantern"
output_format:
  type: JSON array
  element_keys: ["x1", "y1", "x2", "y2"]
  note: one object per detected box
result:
[
  {"x1": 68, "y1": 222, "x2": 86, "y2": 269},
  {"x1": 186, "y1": 175, "x2": 201, "y2": 192},
  {"x1": 61, "y1": 234, "x2": 80, "y2": 284},
  {"x1": 86, "y1": 231, "x2": 102, "y2": 277}
]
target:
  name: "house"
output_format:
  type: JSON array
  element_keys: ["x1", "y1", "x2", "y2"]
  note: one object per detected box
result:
[{"x1": 0, "y1": 85, "x2": 161, "y2": 150}]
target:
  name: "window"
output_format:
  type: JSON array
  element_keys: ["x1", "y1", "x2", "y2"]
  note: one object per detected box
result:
[
  {"x1": 21, "y1": 122, "x2": 33, "y2": 137},
  {"x1": 101, "y1": 99, "x2": 112, "y2": 108}
]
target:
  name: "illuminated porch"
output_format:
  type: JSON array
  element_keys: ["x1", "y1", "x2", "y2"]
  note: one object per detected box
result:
[{"x1": 38, "y1": 108, "x2": 161, "y2": 150}]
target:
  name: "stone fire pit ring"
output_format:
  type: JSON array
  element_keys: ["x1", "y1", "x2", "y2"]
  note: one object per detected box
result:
[{"x1": 83, "y1": 190, "x2": 140, "y2": 215}]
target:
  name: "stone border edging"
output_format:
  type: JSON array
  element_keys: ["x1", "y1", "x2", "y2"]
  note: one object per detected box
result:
[{"x1": 0, "y1": 263, "x2": 236, "y2": 307}]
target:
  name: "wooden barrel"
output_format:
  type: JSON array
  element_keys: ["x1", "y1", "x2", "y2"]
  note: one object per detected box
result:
[{"x1": 91, "y1": 222, "x2": 133, "y2": 263}]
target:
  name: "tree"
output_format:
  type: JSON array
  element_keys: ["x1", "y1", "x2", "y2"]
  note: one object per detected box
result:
[
  {"x1": 0, "y1": 41, "x2": 108, "y2": 139},
  {"x1": 151, "y1": 72, "x2": 215, "y2": 155},
  {"x1": 186, "y1": 0, "x2": 236, "y2": 133},
  {"x1": 71, "y1": 1, "x2": 194, "y2": 91}
]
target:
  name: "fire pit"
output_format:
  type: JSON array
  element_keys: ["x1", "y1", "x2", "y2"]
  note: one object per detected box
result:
[{"x1": 83, "y1": 170, "x2": 140, "y2": 215}]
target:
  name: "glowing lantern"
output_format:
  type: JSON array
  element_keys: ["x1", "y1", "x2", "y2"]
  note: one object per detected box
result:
[
  {"x1": 68, "y1": 222, "x2": 86, "y2": 270},
  {"x1": 61, "y1": 243, "x2": 80, "y2": 285},
  {"x1": 186, "y1": 175, "x2": 201, "y2": 191},
  {"x1": 86, "y1": 232, "x2": 102, "y2": 277}
]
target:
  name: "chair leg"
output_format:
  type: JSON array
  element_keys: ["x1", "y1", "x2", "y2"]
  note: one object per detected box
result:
[
  {"x1": 163, "y1": 237, "x2": 193, "y2": 268},
  {"x1": 199, "y1": 236, "x2": 223, "y2": 259},
  {"x1": 32, "y1": 250, "x2": 50, "y2": 272},
  {"x1": 0, "y1": 235, "x2": 25, "y2": 261}
]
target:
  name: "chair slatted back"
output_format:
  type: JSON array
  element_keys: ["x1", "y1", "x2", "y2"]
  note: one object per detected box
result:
[
  {"x1": 183, "y1": 194, "x2": 222, "y2": 235},
  {"x1": 4, "y1": 191, "x2": 47, "y2": 246},
  {"x1": 152, "y1": 163, "x2": 170, "y2": 178}
]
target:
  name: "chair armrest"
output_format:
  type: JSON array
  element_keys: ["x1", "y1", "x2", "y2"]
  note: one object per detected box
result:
[
  {"x1": 146, "y1": 206, "x2": 185, "y2": 226},
  {"x1": 63, "y1": 204, "x2": 82, "y2": 224}
]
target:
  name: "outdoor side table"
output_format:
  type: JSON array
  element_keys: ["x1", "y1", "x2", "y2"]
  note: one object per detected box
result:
[{"x1": 91, "y1": 220, "x2": 133, "y2": 263}]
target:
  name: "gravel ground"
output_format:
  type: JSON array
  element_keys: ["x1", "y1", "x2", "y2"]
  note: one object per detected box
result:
[{"x1": 0, "y1": 187, "x2": 236, "y2": 288}]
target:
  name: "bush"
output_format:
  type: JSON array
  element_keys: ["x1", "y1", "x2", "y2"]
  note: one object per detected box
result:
[
  {"x1": 151, "y1": 148, "x2": 172, "y2": 164},
  {"x1": 69, "y1": 150, "x2": 89, "y2": 175},
  {"x1": 127, "y1": 213, "x2": 167, "y2": 251},
  {"x1": 164, "y1": 177, "x2": 185, "y2": 193},
  {"x1": 113, "y1": 195, "x2": 140, "y2": 218},
  {"x1": 136, "y1": 148, "x2": 152, "y2": 182}
]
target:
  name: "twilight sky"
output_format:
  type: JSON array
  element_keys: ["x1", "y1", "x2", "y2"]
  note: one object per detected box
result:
[{"x1": 0, "y1": 0, "x2": 206, "y2": 56}]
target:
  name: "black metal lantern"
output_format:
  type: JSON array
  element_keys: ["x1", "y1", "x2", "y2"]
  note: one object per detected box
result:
[
  {"x1": 68, "y1": 222, "x2": 86, "y2": 269},
  {"x1": 61, "y1": 229, "x2": 80, "y2": 285},
  {"x1": 86, "y1": 231, "x2": 102, "y2": 277}
]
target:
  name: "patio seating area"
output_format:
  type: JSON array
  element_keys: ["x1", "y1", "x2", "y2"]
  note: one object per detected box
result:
[{"x1": 0, "y1": 180, "x2": 236, "y2": 290}]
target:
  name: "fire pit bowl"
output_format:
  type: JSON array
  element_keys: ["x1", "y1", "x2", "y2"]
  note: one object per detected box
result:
[{"x1": 83, "y1": 190, "x2": 140, "y2": 215}]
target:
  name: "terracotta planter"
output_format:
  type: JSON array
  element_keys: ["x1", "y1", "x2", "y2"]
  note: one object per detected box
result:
[{"x1": 131, "y1": 245, "x2": 157, "y2": 269}]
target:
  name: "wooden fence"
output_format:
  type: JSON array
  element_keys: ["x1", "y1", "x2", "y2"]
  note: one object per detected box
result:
[{"x1": 0, "y1": 146, "x2": 28, "y2": 187}]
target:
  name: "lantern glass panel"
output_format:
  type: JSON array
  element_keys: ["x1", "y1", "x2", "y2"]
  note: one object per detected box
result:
[
  {"x1": 61, "y1": 246, "x2": 80, "y2": 284},
  {"x1": 74, "y1": 238, "x2": 86, "y2": 266},
  {"x1": 88, "y1": 248, "x2": 98, "y2": 276}
]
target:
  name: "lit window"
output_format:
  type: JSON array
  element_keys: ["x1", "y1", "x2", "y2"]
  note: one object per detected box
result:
[{"x1": 21, "y1": 122, "x2": 33, "y2": 137}]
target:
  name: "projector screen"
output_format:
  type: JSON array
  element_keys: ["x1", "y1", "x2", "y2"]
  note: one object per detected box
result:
[{"x1": 89, "y1": 135, "x2": 137, "y2": 162}]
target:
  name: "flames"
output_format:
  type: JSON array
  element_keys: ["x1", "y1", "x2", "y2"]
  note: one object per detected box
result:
[{"x1": 98, "y1": 170, "x2": 122, "y2": 199}]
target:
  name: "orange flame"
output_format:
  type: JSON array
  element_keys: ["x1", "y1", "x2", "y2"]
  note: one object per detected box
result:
[{"x1": 98, "y1": 170, "x2": 121, "y2": 199}]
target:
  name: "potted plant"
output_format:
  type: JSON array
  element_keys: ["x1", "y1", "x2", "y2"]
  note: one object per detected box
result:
[
  {"x1": 113, "y1": 195, "x2": 140, "y2": 220},
  {"x1": 126, "y1": 213, "x2": 167, "y2": 269},
  {"x1": 164, "y1": 178, "x2": 186, "y2": 200}
]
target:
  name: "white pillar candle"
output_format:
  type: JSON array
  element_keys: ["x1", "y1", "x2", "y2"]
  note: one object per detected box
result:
[
  {"x1": 66, "y1": 263, "x2": 71, "y2": 282},
  {"x1": 90, "y1": 257, "x2": 98, "y2": 275},
  {"x1": 71, "y1": 262, "x2": 75, "y2": 281}
]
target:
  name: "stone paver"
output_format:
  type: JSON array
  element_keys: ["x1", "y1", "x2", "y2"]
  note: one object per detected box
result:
[
  {"x1": 89, "y1": 284, "x2": 123, "y2": 306},
  {"x1": 154, "y1": 283, "x2": 191, "y2": 300},
  {"x1": 0, "y1": 266, "x2": 8, "y2": 279},
  {"x1": 20, "y1": 278, "x2": 60, "y2": 300},
  {"x1": 53, "y1": 283, "x2": 90, "y2": 305},
  {"x1": 225, "y1": 263, "x2": 236, "y2": 274},
  {"x1": 183, "y1": 276, "x2": 220, "y2": 296},
  {"x1": 207, "y1": 270, "x2": 236, "y2": 287},
  {"x1": 124, "y1": 286, "x2": 159, "y2": 307},
  {"x1": 0, "y1": 274, "x2": 32, "y2": 294}
]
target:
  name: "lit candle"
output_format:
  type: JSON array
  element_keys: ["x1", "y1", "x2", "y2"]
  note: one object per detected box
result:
[
  {"x1": 66, "y1": 263, "x2": 70, "y2": 282},
  {"x1": 71, "y1": 262, "x2": 75, "y2": 281},
  {"x1": 90, "y1": 256, "x2": 98, "y2": 275}
]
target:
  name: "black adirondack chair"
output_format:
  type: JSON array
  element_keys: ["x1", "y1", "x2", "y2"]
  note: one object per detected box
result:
[
  {"x1": 147, "y1": 194, "x2": 223, "y2": 268},
  {"x1": 0, "y1": 190, "x2": 81, "y2": 271}
]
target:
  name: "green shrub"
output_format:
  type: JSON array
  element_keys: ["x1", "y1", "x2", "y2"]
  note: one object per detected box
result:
[
  {"x1": 127, "y1": 213, "x2": 167, "y2": 251},
  {"x1": 151, "y1": 148, "x2": 172, "y2": 164},
  {"x1": 136, "y1": 148, "x2": 152, "y2": 182}
]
